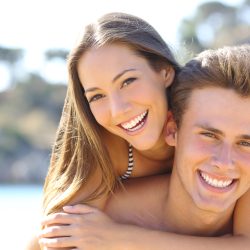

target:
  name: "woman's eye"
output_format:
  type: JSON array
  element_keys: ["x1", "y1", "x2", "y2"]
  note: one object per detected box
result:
[
  {"x1": 122, "y1": 77, "x2": 136, "y2": 88},
  {"x1": 88, "y1": 94, "x2": 105, "y2": 103}
]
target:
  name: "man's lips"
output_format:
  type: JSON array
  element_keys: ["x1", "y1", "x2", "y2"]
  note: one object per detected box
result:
[{"x1": 198, "y1": 170, "x2": 237, "y2": 191}]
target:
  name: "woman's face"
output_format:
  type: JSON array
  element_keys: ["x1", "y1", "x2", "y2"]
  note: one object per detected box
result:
[{"x1": 77, "y1": 43, "x2": 174, "y2": 150}]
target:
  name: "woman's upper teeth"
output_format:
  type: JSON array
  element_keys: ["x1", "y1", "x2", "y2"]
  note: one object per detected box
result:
[
  {"x1": 200, "y1": 171, "x2": 233, "y2": 188},
  {"x1": 121, "y1": 111, "x2": 147, "y2": 129}
]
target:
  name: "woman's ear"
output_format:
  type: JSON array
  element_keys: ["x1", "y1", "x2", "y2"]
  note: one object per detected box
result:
[
  {"x1": 165, "y1": 111, "x2": 177, "y2": 146},
  {"x1": 162, "y1": 66, "x2": 175, "y2": 88}
]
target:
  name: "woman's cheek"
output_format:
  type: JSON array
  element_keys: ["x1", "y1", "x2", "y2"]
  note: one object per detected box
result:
[{"x1": 90, "y1": 102, "x2": 110, "y2": 126}]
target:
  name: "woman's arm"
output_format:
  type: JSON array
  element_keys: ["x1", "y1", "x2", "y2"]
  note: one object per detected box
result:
[
  {"x1": 25, "y1": 235, "x2": 40, "y2": 250},
  {"x1": 39, "y1": 202, "x2": 249, "y2": 250},
  {"x1": 126, "y1": 231, "x2": 248, "y2": 250}
]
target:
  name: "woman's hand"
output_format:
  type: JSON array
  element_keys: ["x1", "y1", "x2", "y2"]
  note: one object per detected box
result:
[{"x1": 39, "y1": 204, "x2": 130, "y2": 250}]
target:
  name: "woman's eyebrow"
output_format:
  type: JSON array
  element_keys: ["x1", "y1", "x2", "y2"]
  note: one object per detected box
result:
[
  {"x1": 85, "y1": 87, "x2": 100, "y2": 94},
  {"x1": 112, "y1": 68, "x2": 137, "y2": 83},
  {"x1": 85, "y1": 68, "x2": 137, "y2": 94}
]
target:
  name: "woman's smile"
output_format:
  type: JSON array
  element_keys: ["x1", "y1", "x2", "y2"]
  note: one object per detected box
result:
[
  {"x1": 78, "y1": 43, "x2": 171, "y2": 150},
  {"x1": 118, "y1": 110, "x2": 148, "y2": 133}
]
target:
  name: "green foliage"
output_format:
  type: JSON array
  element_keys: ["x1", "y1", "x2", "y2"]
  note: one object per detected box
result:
[
  {"x1": 0, "y1": 46, "x2": 24, "y2": 64},
  {"x1": 1, "y1": 0, "x2": 249, "y2": 183},
  {"x1": 178, "y1": 0, "x2": 250, "y2": 61},
  {"x1": 0, "y1": 73, "x2": 67, "y2": 183},
  {"x1": 45, "y1": 48, "x2": 69, "y2": 61},
  {"x1": 0, "y1": 127, "x2": 30, "y2": 156}
]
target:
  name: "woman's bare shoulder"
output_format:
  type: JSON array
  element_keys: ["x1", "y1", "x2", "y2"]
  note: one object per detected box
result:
[
  {"x1": 105, "y1": 174, "x2": 170, "y2": 221},
  {"x1": 103, "y1": 130, "x2": 130, "y2": 176}
]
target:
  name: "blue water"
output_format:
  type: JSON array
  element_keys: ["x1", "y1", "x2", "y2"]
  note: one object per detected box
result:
[
  {"x1": 0, "y1": 184, "x2": 42, "y2": 198},
  {"x1": 0, "y1": 184, "x2": 43, "y2": 250}
]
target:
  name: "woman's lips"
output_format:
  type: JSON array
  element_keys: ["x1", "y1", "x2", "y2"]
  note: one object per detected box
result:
[{"x1": 119, "y1": 110, "x2": 148, "y2": 132}]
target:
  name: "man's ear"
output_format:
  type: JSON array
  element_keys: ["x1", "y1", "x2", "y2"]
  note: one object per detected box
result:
[
  {"x1": 162, "y1": 66, "x2": 175, "y2": 88},
  {"x1": 165, "y1": 111, "x2": 177, "y2": 146}
]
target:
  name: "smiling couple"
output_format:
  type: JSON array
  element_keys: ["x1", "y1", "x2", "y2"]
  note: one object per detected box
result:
[{"x1": 29, "y1": 12, "x2": 250, "y2": 250}]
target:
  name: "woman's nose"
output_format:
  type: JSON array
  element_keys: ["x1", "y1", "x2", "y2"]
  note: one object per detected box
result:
[{"x1": 109, "y1": 93, "x2": 132, "y2": 118}]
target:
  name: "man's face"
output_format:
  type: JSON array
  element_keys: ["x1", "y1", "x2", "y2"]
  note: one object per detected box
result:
[{"x1": 171, "y1": 87, "x2": 250, "y2": 213}]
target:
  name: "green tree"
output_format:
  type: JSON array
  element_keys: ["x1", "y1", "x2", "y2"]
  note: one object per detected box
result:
[
  {"x1": 178, "y1": 1, "x2": 250, "y2": 61},
  {"x1": 0, "y1": 46, "x2": 24, "y2": 86},
  {"x1": 0, "y1": 73, "x2": 66, "y2": 183},
  {"x1": 45, "y1": 48, "x2": 69, "y2": 61}
]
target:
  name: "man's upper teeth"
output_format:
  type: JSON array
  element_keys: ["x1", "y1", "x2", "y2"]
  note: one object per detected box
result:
[
  {"x1": 122, "y1": 111, "x2": 147, "y2": 129},
  {"x1": 200, "y1": 172, "x2": 233, "y2": 188}
]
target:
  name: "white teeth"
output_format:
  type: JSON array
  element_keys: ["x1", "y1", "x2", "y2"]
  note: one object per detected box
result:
[
  {"x1": 121, "y1": 111, "x2": 147, "y2": 130},
  {"x1": 200, "y1": 172, "x2": 233, "y2": 188}
]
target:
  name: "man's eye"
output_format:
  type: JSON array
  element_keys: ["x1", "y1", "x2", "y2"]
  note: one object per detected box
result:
[
  {"x1": 239, "y1": 141, "x2": 250, "y2": 147},
  {"x1": 200, "y1": 132, "x2": 217, "y2": 139},
  {"x1": 122, "y1": 77, "x2": 136, "y2": 88},
  {"x1": 88, "y1": 94, "x2": 105, "y2": 103}
]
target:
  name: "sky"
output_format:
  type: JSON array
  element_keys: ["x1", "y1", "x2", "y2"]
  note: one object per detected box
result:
[{"x1": 0, "y1": 0, "x2": 243, "y2": 90}]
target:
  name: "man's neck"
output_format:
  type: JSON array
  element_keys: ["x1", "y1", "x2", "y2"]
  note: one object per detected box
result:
[{"x1": 163, "y1": 167, "x2": 234, "y2": 236}]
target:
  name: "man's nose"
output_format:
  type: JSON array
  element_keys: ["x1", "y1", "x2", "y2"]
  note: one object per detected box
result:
[{"x1": 211, "y1": 144, "x2": 235, "y2": 170}]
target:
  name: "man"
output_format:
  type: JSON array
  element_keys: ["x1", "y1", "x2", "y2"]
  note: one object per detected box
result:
[
  {"x1": 39, "y1": 44, "x2": 250, "y2": 250},
  {"x1": 106, "y1": 44, "x2": 250, "y2": 236}
]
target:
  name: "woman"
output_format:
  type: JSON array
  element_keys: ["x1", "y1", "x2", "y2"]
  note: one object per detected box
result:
[
  {"x1": 27, "y1": 12, "x2": 179, "y2": 250},
  {"x1": 43, "y1": 12, "x2": 179, "y2": 215}
]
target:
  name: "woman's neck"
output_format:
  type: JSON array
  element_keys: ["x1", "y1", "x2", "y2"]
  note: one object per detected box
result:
[
  {"x1": 131, "y1": 137, "x2": 174, "y2": 176},
  {"x1": 103, "y1": 129, "x2": 174, "y2": 176},
  {"x1": 135, "y1": 136, "x2": 174, "y2": 162}
]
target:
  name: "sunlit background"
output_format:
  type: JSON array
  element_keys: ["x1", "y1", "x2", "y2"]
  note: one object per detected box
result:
[{"x1": 0, "y1": 0, "x2": 249, "y2": 249}]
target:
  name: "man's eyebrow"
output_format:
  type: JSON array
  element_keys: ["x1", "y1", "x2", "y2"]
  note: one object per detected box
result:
[
  {"x1": 84, "y1": 68, "x2": 137, "y2": 94},
  {"x1": 196, "y1": 124, "x2": 250, "y2": 139},
  {"x1": 195, "y1": 124, "x2": 224, "y2": 136},
  {"x1": 238, "y1": 134, "x2": 250, "y2": 140}
]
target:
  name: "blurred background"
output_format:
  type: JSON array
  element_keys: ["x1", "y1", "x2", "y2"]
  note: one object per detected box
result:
[{"x1": 0, "y1": 0, "x2": 249, "y2": 249}]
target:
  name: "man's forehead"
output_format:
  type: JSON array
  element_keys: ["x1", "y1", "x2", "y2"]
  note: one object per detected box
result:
[
  {"x1": 183, "y1": 87, "x2": 250, "y2": 134},
  {"x1": 188, "y1": 87, "x2": 250, "y2": 109}
]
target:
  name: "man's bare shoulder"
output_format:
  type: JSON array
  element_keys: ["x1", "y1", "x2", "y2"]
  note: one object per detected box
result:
[
  {"x1": 105, "y1": 174, "x2": 170, "y2": 225},
  {"x1": 234, "y1": 188, "x2": 250, "y2": 236}
]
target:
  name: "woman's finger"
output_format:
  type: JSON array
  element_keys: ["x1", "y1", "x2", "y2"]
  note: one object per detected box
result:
[
  {"x1": 63, "y1": 204, "x2": 97, "y2": 214},
  {"x1": 44, "y1": 247, "x2": 75, "y2": 250},
  {"x1": 39, "y1": 224, "x2": 74, "y2": 238},
  {"x1": 41, "y1": 212, "x2": 76, "y2": 226},
  {"x1": 39, "y1": 236, "x2": 77, "y2": 248}
]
